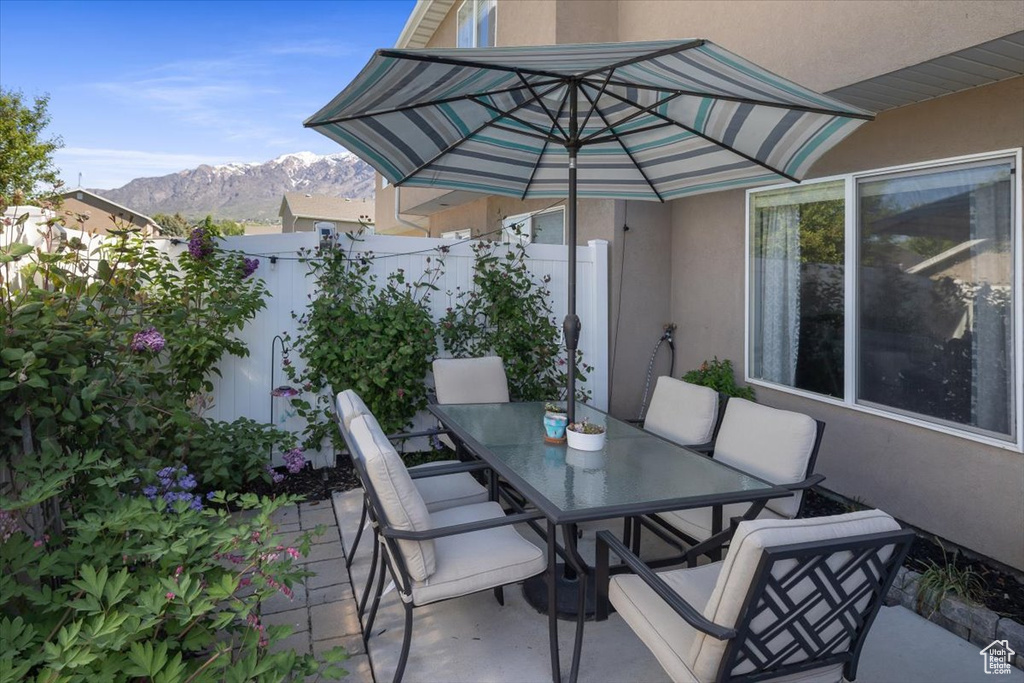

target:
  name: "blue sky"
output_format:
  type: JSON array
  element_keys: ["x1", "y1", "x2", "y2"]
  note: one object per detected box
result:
[{"x1": 0, "y1": 0, "x2": 415, "y2": 189}]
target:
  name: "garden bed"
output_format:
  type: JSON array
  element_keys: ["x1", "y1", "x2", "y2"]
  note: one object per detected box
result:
[{"x1": 803, "y1": 488, "x2": 1024, "y2": 620}]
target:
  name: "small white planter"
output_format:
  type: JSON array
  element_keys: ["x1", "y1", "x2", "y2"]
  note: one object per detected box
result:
[{"x1": 566, "y1": 428, "x2": 606, "y2": 451}]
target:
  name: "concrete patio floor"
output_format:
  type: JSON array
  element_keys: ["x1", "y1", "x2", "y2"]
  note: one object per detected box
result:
[{"x1": 280, "y1": 490, "x2": 1023, "y2": 683}]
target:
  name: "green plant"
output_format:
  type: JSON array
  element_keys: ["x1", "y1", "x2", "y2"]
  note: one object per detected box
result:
[
  {"x1": 915, "y1": 539, "x2": 986, "y2": 615},
  {"x1": 440, "y1": 238, "x2": 591, "y2": 402},
  {"x1": 568, "y1": 419, "x2": 605, "y2": 435},
  {"x1": 286, "y1": 234, "x2": 445, "y2": 445},
  {"x1": 544, "y1": 402, "x2": 566, "y2": 414},
  {"x1": 0, "y1": 453, "x2": 347, "y2": 681},
  {"x1": 681, "y1": 357, "x2": 755, "y2": 400}
]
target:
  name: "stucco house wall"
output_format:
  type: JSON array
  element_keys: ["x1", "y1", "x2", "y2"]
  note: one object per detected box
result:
[{"x1": 670, "y1": 77, "x2": 1024, "y2": 569}]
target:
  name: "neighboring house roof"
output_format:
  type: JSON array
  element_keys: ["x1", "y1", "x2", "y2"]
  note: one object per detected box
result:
[
  {"x1": 279, "y1": 193, "x2": 375, "y2": 224},
  {"x1": 61, "y1": 188, "x2": 158, "y2": 229},
  {"x1": 395, "y1": 0, "x2": 455, "y2": 48}
]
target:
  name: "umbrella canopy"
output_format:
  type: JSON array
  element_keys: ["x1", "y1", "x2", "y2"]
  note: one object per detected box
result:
[{"x1": 306, "y1": 40, "x2": 873, "y2": 420}]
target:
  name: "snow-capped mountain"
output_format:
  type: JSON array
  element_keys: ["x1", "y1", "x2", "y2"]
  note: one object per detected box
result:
[{"x1": 95, "y1": 152, "x2": 376, "y2": 221}]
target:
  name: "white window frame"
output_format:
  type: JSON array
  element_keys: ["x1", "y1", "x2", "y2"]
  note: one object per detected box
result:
[
  {"x1": 502, "y1": 206, "x2": 565, "y2": 245},
  {"x1": 744, "y1": 148, "x2": 1024, "y2": 452},
  {"x1": 457, "y1": 0, "x2": 497, "y2": 48}
]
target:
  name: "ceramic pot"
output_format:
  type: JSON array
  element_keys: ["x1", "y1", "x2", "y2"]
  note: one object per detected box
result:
[
  {"x1": 543, "y1": 413, "x2": 568, "y2": 442},
  {"x1": 566, "y1": 427, "x2": 606, "y2": 451}
]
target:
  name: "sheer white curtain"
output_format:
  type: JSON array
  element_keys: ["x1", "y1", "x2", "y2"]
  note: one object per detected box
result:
[{"x1": 757, "y1": 205, "x2": 801, "y2": 385}]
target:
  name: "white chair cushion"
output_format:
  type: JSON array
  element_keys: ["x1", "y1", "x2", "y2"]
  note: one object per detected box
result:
[
  {"x1": 689, "y1": 510, "x2": 900, "y2": 682},
  {"x1": 433, "y1": 356, "x2": 510, "y2": 404},
  {"x1": 411, "y1": 501, "x2": 545, "y2": 606},
  {"x1": 336, "y1": 389, "x2": 371, "y2": 433},
  {"x1": 409, "y1": 460, "x2": 489, "y2": 512},
  {"x1": 350, "y1": 414, "x2": 436, "y2": 582},
  {"x1": 610, "y1": 562, "x2": 843, "y2": 683},
  {"x1": 657, "y1": 504, "x2": 785, "y2": 543},
  {"x1": 645, "y1": 377, "x2": 719, "y2": 446},
  {"x1": 713, "y1": 398, "x2": 817, "y2": 518},
  {"x1": 609, "y1": 563, "x2": 721, "y2": 683}
]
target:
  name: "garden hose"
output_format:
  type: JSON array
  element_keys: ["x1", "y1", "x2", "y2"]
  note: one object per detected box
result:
[{"x1": 637, "y1": 324, "x2": 677, "y2": 422}]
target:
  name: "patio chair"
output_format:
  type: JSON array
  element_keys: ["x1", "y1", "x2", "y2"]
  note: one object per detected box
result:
[
  {"x1": 643, "y1": 376, "x2": 722, "y2": 449},
  {"x1": 432, "y1": 355, "x2": 511, "y2": 451},
  {"x1": 638, "y1": 398, "x2": 825, "y2": 562},
  {"x1": 596, "y1": 511, "x2": 914, "y2": 683},
  {"x1": 349, "y1": 411, "x2": 546, "y2": 683},
  {"x1": 335, "y1": 390, "x2": 488, "y2": 571}
]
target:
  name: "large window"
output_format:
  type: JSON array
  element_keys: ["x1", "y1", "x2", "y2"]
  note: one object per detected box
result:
[
  {"x1": 748, "y1": 153, "x2": 1019, "y2": 446},
  {"x1": 457, "y1": 0, "x2": 496, "y2": 48},
  {"x1": 502, "y1": 207, "x2": 565, "y2": 245}
]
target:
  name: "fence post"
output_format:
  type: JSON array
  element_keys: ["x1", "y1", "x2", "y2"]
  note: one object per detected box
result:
[{"x1": 588, "y1": 239, "x2": 610, "y2": 411}]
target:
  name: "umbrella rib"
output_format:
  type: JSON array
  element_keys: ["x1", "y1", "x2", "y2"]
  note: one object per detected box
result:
[
  {"x1": 578, "y1": 88, "x2": 685, "y2": 145},
  {"x1": 578, "y1": 85, "x2": 664, "y2": 202},
  {"x1": 598, "y1": 88, "x2": 801, "y2": 183},
  {"x1": 520, "y1": 86, "x2": 570, "y2": 200},
  {"x1": 579, "y1": 77, "x2": 874, "y2": 120},
  {"x1": 586, "y1": 121, "x2": 675, "y2": 144},
  {"x1": 470, "y1": 96, "x2": 566, "y2": 142},
  {"x1": 577, "y1": 68, "x2": 616, "y2": 143},
  {"x1": 306, "y1": 80, "x2": 561, "y2": 127},
  {"x1": 516, "y1": 71, "x2": 568, "y2": 140},
  {"x1": 393, "y1": 81, "x2": 566, "y2": 186},
  {"x1": 377, "y1": 48, "x2": 568, "y2": 80},
  {"x1": 578, "y1": 40, "x2": 706, "y2": 79}
]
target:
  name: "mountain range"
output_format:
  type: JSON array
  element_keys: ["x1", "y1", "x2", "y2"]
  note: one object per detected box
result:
[{"x1": 95, "y1": 152, "x2": 376, "y2": 222}]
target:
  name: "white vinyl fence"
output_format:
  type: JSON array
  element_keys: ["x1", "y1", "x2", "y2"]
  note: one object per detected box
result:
[{"x1": 165, "y1": 232, "x2": 610, "y2": 467}]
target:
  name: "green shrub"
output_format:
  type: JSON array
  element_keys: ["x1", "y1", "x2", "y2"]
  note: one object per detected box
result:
[
  {"x1": 440, "y1": 238, "x2": 591, "y2": 402},
  {"x1": 0, "y1": 453, "x2": 346, "y2": 682},
  {"x1": 681, "y1": 357, "x2": 755, "y2": 400},
  {"x1": 286, "y1": 235, "x2": 444, "y2": 444}
]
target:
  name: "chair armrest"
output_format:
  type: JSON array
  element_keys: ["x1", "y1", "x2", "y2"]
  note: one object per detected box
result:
[
  {"x1": 595, "y1": 530, "x2": 736, "y2": 640},
  {"x1": 386, "y1": 427, "x2": 450, "y2": 442},
  {"x1": 407, "y1": 460, "x2": 490, "y2": 479},
  {"x1": 783, "y1": 473, "x2": 825, "y2": 492},
  {"x1": 623, "y1": 418, "x2": 643, "y2": 426},
  {"x1": 382, "y1": 511, "x2": 544, "y2": 541}
]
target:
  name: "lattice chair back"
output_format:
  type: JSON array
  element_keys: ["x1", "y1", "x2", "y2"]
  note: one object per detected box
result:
[
  {"x1": 644, "y1": 376, "x2": 720, "y2": 446},
  {"x1": 691, "y1": 511, "x2": 914, "y2": 683},
  {"x1": 433, "y1": 356, "x2": 510, "y2": 404}
]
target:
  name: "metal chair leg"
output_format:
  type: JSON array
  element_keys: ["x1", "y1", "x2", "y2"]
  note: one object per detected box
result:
[
  {"x1": 569, "y1": 573, "x2": 586, "y2": 683},
  {"x1": 622, "y1": 516, "x2": 632, "y2": 550},
  {"x1": 493, "y1": 585, "x2": 504, "y2": 606},
  {"x1": 547, "y1": 520, "x2": 561, "y2": 683},
  {"x1": 393, "y1": 602, "x2": 415, "y2": 683},
  {"x1": 363, "y1": 554, "x2": 387, "y2": 643},
  {"x1": 358, "y1": 531, "x2": 379, "y2": 620},
  {"x1": 346, "y1": 499, "x2": 368, "y2": 569}
]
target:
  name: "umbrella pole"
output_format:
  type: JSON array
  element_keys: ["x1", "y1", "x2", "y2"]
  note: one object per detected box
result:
[{"x1": 563, "y1": 81, "x2": 581, "y2": 424}]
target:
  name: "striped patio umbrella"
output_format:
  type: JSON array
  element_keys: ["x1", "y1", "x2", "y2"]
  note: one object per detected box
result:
[{"x1": 305, "y1": 40, "x2": 873, "y2": 421}]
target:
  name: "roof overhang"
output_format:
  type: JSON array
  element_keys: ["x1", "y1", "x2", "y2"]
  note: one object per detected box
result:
[
  {"x1": 395, "y1": 0, "x2": 455, "y2": 49},
  {"x1": 827, "y1": 31, "x2": 1023, "y2": 112}
]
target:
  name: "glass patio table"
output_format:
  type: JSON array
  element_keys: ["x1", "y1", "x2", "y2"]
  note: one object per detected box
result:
[{"x1": 428, "y1": 401, "x2": 791, "y2": 683}]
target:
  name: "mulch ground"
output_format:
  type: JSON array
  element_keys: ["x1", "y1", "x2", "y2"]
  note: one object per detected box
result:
[{"x1": 802, "y1": 488, "x2": 1024, "y2": 621}]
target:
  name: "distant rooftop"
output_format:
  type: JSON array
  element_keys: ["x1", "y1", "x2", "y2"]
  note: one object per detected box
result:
[{"x1": 280, "y1": 192, "x2": 375, "y2": 224}]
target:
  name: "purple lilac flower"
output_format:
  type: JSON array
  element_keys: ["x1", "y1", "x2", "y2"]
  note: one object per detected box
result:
[
  {"x1": 145, "y1": 465, "x2": 207, "y2": 513},
  {"x1": 187, "y1": 227, "x2": 214, "y2": 261},
  {"x1": 283, "y1": 448, "x2": 306, "y2": 474},
  {"x1": 131, "y1": 327, "x2": 165, "y2": 353},
  {"x1": 265, "y1": 464, "x2": 285, "y2": 484},
  {"x1": 241, "y1": 257, "x2": 259, "y2": 279}
]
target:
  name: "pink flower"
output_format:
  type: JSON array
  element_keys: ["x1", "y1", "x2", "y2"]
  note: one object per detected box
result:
[
  {"x1": 166, "y1": 592, "x2": 175, "y2": 600},
  {"x1": 285, "y1": 547, "x2": 301, "y2": 560},
  {"x1": 174, "y1": 565, "x2": 183, "y2": 578},
  {"x1": 396, "y1": 388, "x2": 406, "y2": 399},
  {"x1": 239, "y1": 577, "x2": 252, "y2": 588}
]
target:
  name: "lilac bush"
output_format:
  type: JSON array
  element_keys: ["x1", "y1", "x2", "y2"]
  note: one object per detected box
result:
[{"x1": 130, "y1": 326, "x2": 166, "y2": 352}]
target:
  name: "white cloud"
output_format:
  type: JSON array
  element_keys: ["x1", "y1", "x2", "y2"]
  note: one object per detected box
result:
[{"x1": 55, "y1": 147, "x2": 249, "y2": 189}]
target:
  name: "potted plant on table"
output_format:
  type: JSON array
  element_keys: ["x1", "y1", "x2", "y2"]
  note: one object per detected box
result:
[
  {"x1": 566, "y1": 418, "x2": 606, "y2": 451},
  {"x1": 543, "y1": 402, "x2": 568, "y2": 443}
]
